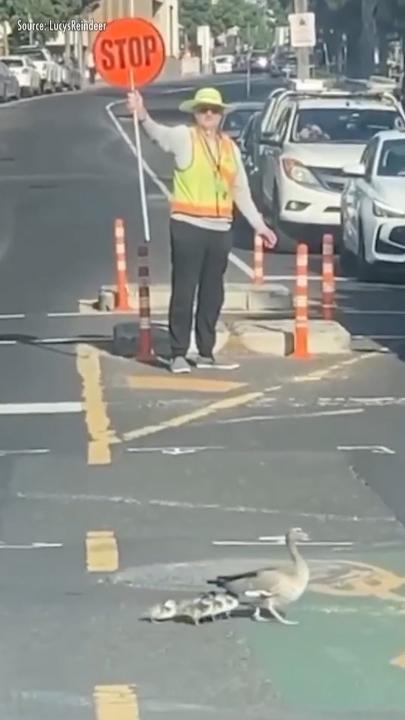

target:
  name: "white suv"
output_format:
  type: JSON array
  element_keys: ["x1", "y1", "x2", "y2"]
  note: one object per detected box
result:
[
  {"x1": 16, "y1": 45, "x2": 62, "y2": 92},
  {"x1": 259, "y1": 88, "x2": 405, "y2": 246}
]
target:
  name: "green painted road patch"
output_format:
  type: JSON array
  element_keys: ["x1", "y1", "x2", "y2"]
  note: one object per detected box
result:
[{"x1": 245, "y1": 551, "x2": 405, "y2": 713}]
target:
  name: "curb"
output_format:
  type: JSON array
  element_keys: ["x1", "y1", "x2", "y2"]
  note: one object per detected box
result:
[
  {"x1": 232, "y1": 319, "x2": 351, "y2": 357},
  {"x1": 110, "y1": 319, "x2": 351, "y2": 359}
]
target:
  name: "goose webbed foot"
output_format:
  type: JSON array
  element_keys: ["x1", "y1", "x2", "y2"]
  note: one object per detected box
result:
[
  {"x1": 268, "y1": 605, "x2": 299, "y2": 626},
  {"x1": 252, "y1": 607, "x2": 271, "y2": 622}
]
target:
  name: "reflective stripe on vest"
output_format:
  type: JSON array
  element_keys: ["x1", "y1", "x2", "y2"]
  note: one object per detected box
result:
[{"x1": 170, "y1": 128, "x2": 238, "y2": 219}]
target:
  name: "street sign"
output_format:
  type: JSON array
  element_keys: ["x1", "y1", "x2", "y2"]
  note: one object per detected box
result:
[
  {"x1": 93, "y1": 17, "x2": 166, "y2": 88},
  {"x1": 288, "y1": 12, "x2": 316, "y2": 48}
]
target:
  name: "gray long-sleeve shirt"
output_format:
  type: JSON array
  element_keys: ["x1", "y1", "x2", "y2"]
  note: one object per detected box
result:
[{"x1": 141, "y1": 115, "x2": 268, "y2": 234}]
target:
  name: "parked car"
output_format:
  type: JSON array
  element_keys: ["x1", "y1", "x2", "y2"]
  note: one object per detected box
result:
[
  {"x1": 256, "y1": 85, "x2": 405, "y2": 249},
  {"x1": 220, "y1": 101, "x2": 264, "y2": 140},
  {"x1": 0, "y1": 55, "x2": 41, "y2": 97},
  {"x1": 270, "y1": 50, "x2": 298, "y2": 79},
  {"x1": 233, "y1": 54, "x2": 248, "y2": 72},
  {"x1": 249, "y1": 50, "x2": 269, "y2": 73},
  {"x1": 61, "y1": 57, "x2": 82, "y2": 91},
  {"x1": 0, "y1": 60, "x2": 20, "y2": 101},
  {"x1": 213, "y1": 55, "x2": 234, "y2": 74},
  {"x1": 281, "y1": 51, "x2": 298, "y2": 79},
  {"x1": 16, "y1": 45, "x2": 62, "y2": 93},
  {"x1": 341, "y1": 130, "x2": 405, "y2": 280}
]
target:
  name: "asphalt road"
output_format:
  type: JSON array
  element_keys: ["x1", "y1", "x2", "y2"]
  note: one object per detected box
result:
[{"x1": 1, "y1": 74, "x2": 405, "y2": 720}]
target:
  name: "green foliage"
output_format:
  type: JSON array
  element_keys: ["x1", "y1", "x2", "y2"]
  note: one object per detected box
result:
[
  {"x1": 0, "y1": 0, "x2": 99, "y2": 24},
  {"x1": 179, "y1": 0, "x2": 287, "y2": 43},
  {"x1": 179, "y1": 0, "x2": 211, "y2": 40}
]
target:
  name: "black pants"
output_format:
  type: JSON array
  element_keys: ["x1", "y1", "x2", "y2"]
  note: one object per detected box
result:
[{"x1": 168, "y1": 219, "x2": 232, "y2": 358}]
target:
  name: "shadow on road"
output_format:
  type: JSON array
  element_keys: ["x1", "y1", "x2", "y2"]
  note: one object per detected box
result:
[{"x1": 334, "y1": 264, "x2": 405, "y2": 362}]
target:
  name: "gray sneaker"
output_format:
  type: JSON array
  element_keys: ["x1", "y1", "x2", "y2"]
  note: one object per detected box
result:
[
  {"x1": 195, "y1": 355, "x2": 215, "y2": 369},
  {"x1": 170, "y1": 356, "x2": 191, "y2": 374},
  {"x1": 195, "y1": 355, "x2": 240, "y2": 370}
]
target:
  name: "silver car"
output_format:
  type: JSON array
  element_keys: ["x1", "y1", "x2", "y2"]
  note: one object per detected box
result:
[
  {"x1": 341, "y1": 130, "x2": 405, "y2": 280},
  {"x1": 0, "y1": 60, "x2": 20, "y2": 101}
]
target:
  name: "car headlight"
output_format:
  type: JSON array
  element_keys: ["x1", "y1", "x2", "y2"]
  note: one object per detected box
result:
[
  {"x1": 281, "y1": 158, "x2": 322, "y2": 188},
  {"x1": 372, "y1": 201, "x2": 405, "y2": 218}
]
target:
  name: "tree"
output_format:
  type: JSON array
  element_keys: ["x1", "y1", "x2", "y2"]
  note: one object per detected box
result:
[
  {"x1": 179, "y1": 0, "x2": 211, "y2": 43},
  {"x1": 375, "y1": 0, "x2": 405, "y2": 83}
]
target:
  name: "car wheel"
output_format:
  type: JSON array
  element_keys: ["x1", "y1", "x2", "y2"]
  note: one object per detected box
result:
[{"x1": 357, "y1": 223, "x2": 378, "y2": 282}]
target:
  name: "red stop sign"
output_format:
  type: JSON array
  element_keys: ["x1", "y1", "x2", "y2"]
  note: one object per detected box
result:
[{"x1": 93, "y1": 17, "x2": 166, "y2": 88}]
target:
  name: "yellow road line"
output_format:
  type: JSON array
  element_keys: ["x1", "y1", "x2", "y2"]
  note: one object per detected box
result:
[
  {"x1": 123, "y1": 391, "x2": 263, "y2": 442},
  {"x1": 391, "y1": 653, "x2": 405, "y2": 670},
  {"x1": 93, "y1": 684, "x2": 139, "y2": 720},
  {"x1": 127, "y1": 374, "x2": 247, "y2": 393},
  {"x1": 86, "y1": 531, "x2": 119, "y2": 572},
  {"x1": 76, "y1": 344, "x2": 120, "y2": 464}
]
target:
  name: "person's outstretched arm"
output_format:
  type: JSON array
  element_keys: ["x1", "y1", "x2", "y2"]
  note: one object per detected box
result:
[
  {"x1": 127, "y1": 90, "x2": 190, "y2": 156},
  {"x1": 231, "y1": 143, "x2": 278, "y2": 249}
]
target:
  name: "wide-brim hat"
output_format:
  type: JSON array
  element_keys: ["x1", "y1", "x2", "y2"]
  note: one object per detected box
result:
[{"x1": 179, "y1": 87, "x2": 230, "y2": 113}]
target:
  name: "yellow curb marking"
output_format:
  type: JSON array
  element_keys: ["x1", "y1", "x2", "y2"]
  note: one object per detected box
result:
[
  {"x1": 391, "y1": 653, "x2": 405, "y2": 670},
  {"x1": 123, "y1": 391, "x2": 263, "y2": 442},
  {"x1": 292, "y1": 352, "x2": 379, "y2": 383},
  {"x1": 76, "y1": 344, "x2": 120, "y2": 464},
  {"x1": 93, "y1": 684, "x2": 139, "y2": 720},
  {"x1": 86, "y1": 531, "x2": 119, "y2": 572},
  {"x1": 126, "y1": 375, "x2": 247, "y2": 393}
]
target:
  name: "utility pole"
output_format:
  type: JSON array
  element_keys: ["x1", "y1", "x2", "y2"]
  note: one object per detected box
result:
[{"x1": 294, "y1": 0, "x2": 310, "y2": 80}]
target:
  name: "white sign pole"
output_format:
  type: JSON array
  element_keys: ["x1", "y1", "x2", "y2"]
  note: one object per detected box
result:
[{"x1": 130, "y1": 69, "x2": 151, "y2": 243}]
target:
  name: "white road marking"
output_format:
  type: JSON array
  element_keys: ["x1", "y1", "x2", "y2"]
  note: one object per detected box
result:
[
  {"x1": 343, "y1": 309, "x2": 405, "y2": 315},
  {"x1": 320, "y1": 396, "x2": 405, "y2": 407},
  {"x1": 0, "y1": 402, "x2": 83, "y2": 415},
  {"x1": 216, "y1": 408, "x2": 364, "y2": 425},
  {"x1": 353, "y1": 334, "x2": 405, "y2": 341},
  {"x1": 251, "y1": 396, "x2": 405, "y2": 409},
  {"x1": 0, "y1": 313, "x2": 25, "y2": 319},
  {"x1": 126, "y1": 445, "x2": 224, "y2": 455},
  {"x1": 105, "y1": 100, "x2": 252, "y2": 280},
  {"x1": 0, "y1": 448, "x2": 49, "y2": 457},
  {"x1": 0, "y1": 336, "x2": 107, "y2": 346},
  {"x1": 14, "y1": 491, "x2": 396, "y2": 523},
  {"x1": 338, "y1": 445, "x2": 395, "y2": 455},
  {"x1": 0, "y1": 542, "x2": 62, "y2": 549},
  {"x1": 264, "y1": 274, "x2": 349, "y2": 282},
  {"x1": 212, "y1": 539, "x2": 354, "y2": 547}
]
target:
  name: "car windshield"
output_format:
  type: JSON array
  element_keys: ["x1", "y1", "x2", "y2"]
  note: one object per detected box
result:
[
  {"x1": 377, "y1": 139, "x2": 405, "y2": 176},
  {"x1": 2, "y1": 58, "x2": 23, "y2": 67},
  {"x1": 222, "y1": 109, "x2": 256, "y2": 134},
  {"x1": 291, "y1": 108, "x2": 404, "y2": 143}
]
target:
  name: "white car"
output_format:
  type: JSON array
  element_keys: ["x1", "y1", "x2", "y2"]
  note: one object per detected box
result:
[
  {"x1": 260, "y1": 89, "x2": 405, "y2": 237},
  {"x1": 213, "y1": 55, "x2": 234, "y2": 74},
  {"x1": 0, "y1": 60, "x2": 20, "y2": 101},
  {"x1": 341, "y1": 130, "x2": 405, "y2": 280},
  {"x1": 16, "y1": 45, "x2": 62, "y2": 93},
  {"x1": 1, "y1": 55, "x2": 41, "y2": 97}
]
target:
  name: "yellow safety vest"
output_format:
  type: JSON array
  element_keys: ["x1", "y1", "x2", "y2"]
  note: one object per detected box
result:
[{"x1": 171, "y1": 127, "x2": 238, "y2": 220}]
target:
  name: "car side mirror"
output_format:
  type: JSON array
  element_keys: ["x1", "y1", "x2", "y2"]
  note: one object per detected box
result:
[
  {"x1": 343, "y1": 163, "x2": 365, "y2": 177},
  {"x1": 260, "y1": 132, "x2": 281, "y2": 146}
]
